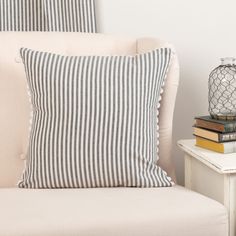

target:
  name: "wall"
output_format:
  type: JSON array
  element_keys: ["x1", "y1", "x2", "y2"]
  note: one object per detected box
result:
[{"x1": 97, "y1": 0, "x2": 236, "y2": 184}]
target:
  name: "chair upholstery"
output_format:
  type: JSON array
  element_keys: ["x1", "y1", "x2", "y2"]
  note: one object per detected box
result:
[{"x1": 0, "y1": 186, "x2": 228, "y2": 236}]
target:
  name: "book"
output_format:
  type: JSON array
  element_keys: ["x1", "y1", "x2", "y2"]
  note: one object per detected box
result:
[
  {"x1": 195, "y1": 136, "x2": 236, "y2": 153},
  {"x1": 195, "y1": 116, "x2": 236, "y2": 133},
  {"x1": 193, "y1": 127, "x2": 236, "y2": 142}
]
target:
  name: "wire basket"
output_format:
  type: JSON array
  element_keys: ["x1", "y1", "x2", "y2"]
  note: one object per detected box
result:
[{"x1": 208, "y1": 57, "x2": 236, "y2": 120}]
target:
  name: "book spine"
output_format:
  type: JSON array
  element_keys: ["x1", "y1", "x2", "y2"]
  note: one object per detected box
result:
[
  {"x1": 224, "y1": 123, "x2": 236, "y2": 133},
  {"x1": 219, "y1": 133, "x2": 236, "y2": 142}
]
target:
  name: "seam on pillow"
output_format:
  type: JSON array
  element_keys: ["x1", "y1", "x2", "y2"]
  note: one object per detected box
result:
[
  {"x1": 17, "y1": 49, "x2": 33, "y2": 187},
  {"x1": 156, "y1": 49, "x2": 174, "y2": 185}
]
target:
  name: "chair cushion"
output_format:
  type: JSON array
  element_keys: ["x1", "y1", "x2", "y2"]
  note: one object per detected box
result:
[{"x1": 0, "y1": 185, "x2": 228, "y2": 236}]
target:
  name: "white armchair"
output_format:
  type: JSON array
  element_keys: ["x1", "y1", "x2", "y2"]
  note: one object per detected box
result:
[{"x1": 0, "y1": 33, "x2": 228, "y2": 236}]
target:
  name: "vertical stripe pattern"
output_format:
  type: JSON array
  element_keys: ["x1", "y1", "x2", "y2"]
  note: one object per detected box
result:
[
  {"x1": 0, "y1": 0, "x2": 96, "y2": 32},
  {"x1": 18, "y1": 47, "x2": 172, "y2": 188},
  {"x1": 44, "y1": 0, "x2": 97, "y2": 32}
]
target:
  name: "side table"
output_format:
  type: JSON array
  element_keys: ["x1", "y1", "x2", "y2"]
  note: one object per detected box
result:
[{"x1": 178, "y1": 139, "x2": 236, "y2": 236}]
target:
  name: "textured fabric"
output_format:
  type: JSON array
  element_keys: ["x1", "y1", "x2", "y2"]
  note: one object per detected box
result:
[
  {"x1": 0, "y1": 0, "x2": 46, "y2": 31},
  {"x1": 0, "y1": 186, "x2": 228, "y2": 236},
  {"x1": 0, "y1": 33, "x2": 179, "y2": 188},
  {"x1": 0, "y1": 0, "x2": 97, "y2": 32},
  {"x1": 18, "y1": 47, "x2": 172, "y2": 188},
  {"x1": 44, "y1": 0, "x2": 97, "y2": 32}
]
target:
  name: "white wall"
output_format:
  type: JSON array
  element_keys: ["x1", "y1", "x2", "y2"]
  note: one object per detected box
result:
[{"x1": 97, "y1": 0, "x2": 236, "y2": 184}]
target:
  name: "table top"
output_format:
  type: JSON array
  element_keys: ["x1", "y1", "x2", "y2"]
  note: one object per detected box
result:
[{"x1": 178, "y1": 139, "x2": 236, "y2": 174}]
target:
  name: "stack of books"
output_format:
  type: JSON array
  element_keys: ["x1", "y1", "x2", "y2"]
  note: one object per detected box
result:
[{"x1": 194, "y1": 116, "x2": 236, "y2": 154}]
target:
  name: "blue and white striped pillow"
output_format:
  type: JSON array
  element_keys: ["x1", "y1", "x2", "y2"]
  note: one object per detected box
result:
[
  {"x1": 18, "y1": 47, "x2": 173, "y2": 188},
  {"x1": 0, "y1": 0, "x2": 97, "y2": 32}
]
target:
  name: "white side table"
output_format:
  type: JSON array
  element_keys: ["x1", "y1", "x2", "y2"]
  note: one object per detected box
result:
[{"x1": 178, "y1": 139, "x2": 236, "y2": 236}]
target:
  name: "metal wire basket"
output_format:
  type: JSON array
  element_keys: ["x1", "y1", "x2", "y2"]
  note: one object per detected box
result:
[{"x1": 208, "y1": 57, "x2": 236, "y2": 120}]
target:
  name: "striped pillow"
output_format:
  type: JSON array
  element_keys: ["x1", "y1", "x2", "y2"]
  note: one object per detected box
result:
[
  {"x1": 0, "y1": 0, "x2": 97, "y2": 32},
  {"x1": 18, "y1": 47, "x2": 173, "y2": 188},
  {"x1": 44, "y1": 0, "x2": 97, "y2": 32}
]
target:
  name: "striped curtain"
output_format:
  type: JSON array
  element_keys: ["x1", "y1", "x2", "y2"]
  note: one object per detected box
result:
[{"x1": 0, "y1": 0, "x2": 97, "y2": 32}]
